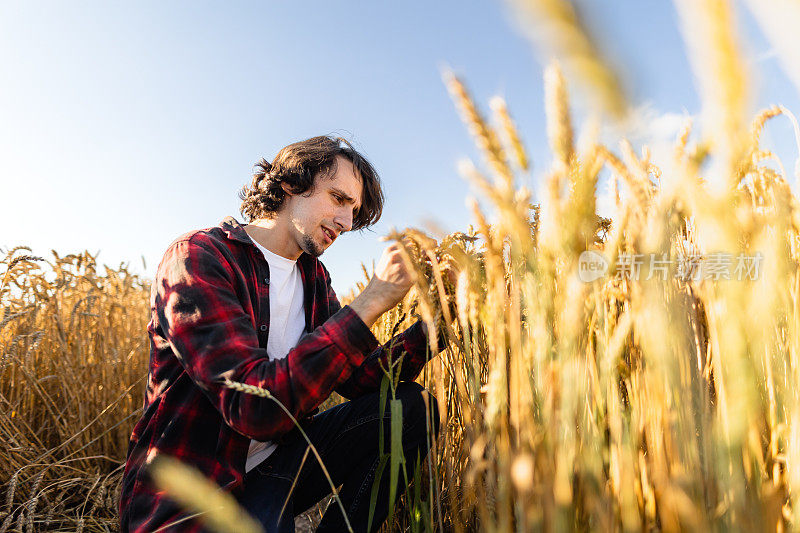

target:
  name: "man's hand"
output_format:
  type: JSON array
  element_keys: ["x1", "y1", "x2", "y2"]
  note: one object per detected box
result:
[{"x1": 349, "y1": 243, "x2": 417, "y2": 327}]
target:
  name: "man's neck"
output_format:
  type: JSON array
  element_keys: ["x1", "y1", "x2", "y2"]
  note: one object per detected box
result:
[{"x1": 243, "y1": 218, "x2": 302, "y2": 261}]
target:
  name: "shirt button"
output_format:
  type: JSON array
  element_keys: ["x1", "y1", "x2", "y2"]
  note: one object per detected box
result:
[
  {"x1": 263, "y1": 277, "x2": 269, "y2": 284},
  {"x1": 259, "y1": 324, "x2": 267, "y2": 332}
]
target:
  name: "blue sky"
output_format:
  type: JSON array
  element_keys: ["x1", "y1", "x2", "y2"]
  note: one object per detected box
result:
[{"x1": 2, "y1": 1, "x2": 799, "y2": 295}]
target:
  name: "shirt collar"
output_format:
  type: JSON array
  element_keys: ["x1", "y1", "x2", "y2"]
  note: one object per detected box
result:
[
  {"x1": 218, "y1": 216, "x2": 253, "y2": 245},
  {"x1": 218, "y1": 215, "x2": 316, "y2": 270}
]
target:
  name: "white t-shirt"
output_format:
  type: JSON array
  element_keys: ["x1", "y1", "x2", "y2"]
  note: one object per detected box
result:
[{"x1": 245, "y1": 241, "x2": 306, "y2": 473}]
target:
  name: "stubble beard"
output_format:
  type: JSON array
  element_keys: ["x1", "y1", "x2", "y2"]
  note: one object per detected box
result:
[{"x1": 300, "y1": 234, "x2": 324, "y2": 258}]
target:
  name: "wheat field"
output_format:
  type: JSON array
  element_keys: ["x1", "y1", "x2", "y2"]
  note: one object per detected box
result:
[{"x1": 5, "y1": 0, "x2": 800, "y2": 531}]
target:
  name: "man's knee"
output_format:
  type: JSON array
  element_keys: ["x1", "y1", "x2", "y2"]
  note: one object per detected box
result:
[{"x1": 394, "y1": 382, "x2": 440, "y2": 440}]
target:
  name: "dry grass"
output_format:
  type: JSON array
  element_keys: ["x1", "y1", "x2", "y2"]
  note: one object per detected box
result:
[{"x1": 1, "y1": 249, "x2": 149, "y2": 531}]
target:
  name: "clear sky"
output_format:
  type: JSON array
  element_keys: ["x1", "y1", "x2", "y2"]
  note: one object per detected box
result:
[{"x1": 2, "y1": 1, "x2": 799, "y2": 295}]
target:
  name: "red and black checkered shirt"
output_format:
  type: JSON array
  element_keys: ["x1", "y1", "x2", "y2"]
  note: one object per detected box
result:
[{"x1": 119, "y1": 216, "x2": 437, "y2": 532}]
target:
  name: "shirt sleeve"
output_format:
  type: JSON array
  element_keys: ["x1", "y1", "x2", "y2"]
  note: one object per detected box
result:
[
  {"x1": 322, "y1": 269, "x2": 446, "y2": 400},
  {"x1": 154, "y1": 236, "x2": 380, "y2": 441}
]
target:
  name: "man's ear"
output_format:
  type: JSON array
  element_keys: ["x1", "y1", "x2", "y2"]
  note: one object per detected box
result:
[{"x1": 280, "y1": 182, "x2": 293, "y2": 196}]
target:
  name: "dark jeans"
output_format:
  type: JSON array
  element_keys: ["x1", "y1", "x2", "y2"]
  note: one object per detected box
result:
[{"x1": 237, "y1": 382, "x2": 439, "y2": 533}]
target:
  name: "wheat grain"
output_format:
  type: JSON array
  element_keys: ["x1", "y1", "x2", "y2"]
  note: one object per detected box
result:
[
  {"x1": 443, "y1": 70, "x2": 514, "y2": 189},
  {"x1": 24, "y1": 470, "x2": 44, "y2": 533},
  {"x1": 150, "y1": 456, "x2": 263, "y2": 533},
  {"x1": 509, "y1": 0, "x2": 627, "y2": 119},
  {"x1": 0, "y1": 512, "x2": 12, "y2": 533},
  {"x1": 544, "y1": 62, "x2": 573, "y2": 171},
  {"x1": 4, "y1": 473, "x2": 17, "y2": 512},
  {"x1": 489, "y1": 96, "x2": 530, "y2": 172}
]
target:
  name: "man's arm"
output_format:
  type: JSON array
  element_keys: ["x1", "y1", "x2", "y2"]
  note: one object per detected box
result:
[
  {"x1": 334, "y1": 318, "x2": 441, "y2": 400},
  {"x1": 155, "y1": 236, "x2": 380, "y2": 442},
  {"x1": 326, "y1": 243, "x2": 449, "y2": 399}
]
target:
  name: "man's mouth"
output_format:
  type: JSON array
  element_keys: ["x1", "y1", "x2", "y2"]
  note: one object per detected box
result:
[{"x1": 322, "y1": 227, "x2": 336, "y2": 244}]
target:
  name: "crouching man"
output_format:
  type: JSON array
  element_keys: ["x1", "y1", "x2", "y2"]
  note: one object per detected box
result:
[{"x1": 119, "y1": 136, "x2": 445, "y2": 532}]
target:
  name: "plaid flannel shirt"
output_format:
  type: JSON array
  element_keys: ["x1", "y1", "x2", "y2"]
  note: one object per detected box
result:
[{"x1": 119, "y1": 216, "x2": 439, "y2": 532}]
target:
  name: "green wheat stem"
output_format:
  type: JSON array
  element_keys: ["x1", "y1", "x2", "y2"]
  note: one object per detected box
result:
[{"x1": 223, "y1": 379, "x2": 354, "y2": 533}]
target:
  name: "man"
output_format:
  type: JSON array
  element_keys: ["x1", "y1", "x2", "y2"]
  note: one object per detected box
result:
[{"x1": 120, "y1": 136, "x2": 446, "y2": 532}]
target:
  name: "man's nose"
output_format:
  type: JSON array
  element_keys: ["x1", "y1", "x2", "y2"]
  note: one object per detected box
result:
[{"x1": 333, "y1": 208, "x2": 353, "y2": 233}]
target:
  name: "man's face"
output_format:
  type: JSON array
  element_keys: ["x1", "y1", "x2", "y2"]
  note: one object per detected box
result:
[{"x1": 281, "y1": 155, "x2": 363, "y2": 258}]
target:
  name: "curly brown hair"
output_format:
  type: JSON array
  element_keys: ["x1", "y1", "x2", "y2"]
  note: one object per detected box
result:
[{"x1": 238, "y1": 136, "x2": 384, "y2": 231}]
